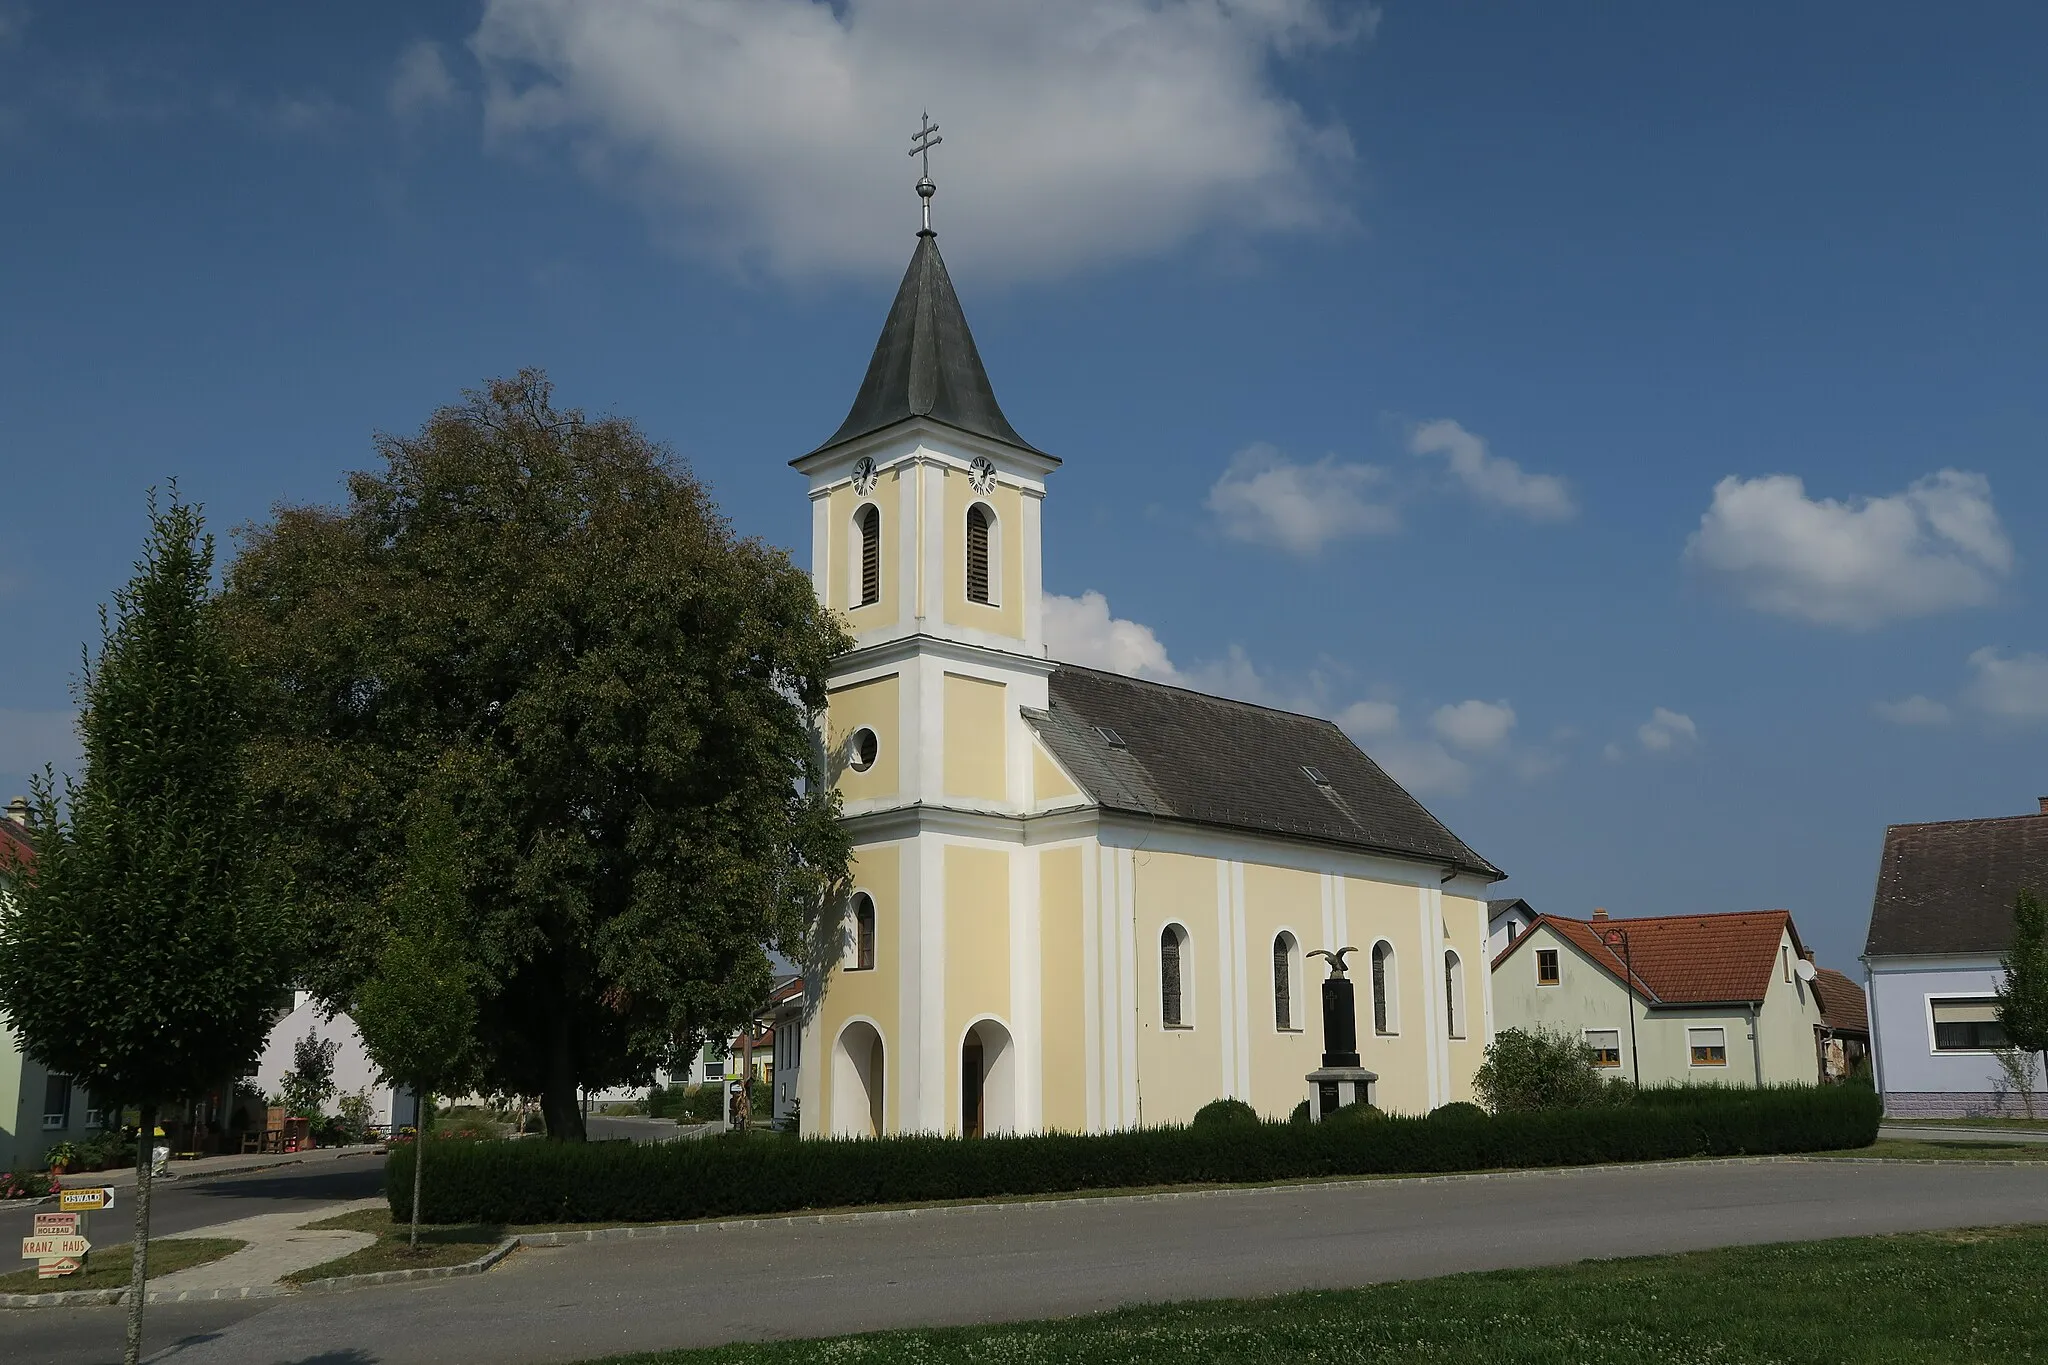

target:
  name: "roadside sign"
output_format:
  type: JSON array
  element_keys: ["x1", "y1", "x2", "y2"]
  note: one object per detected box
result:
[
  {"x1": 59, "y1": 1187, "x2": 115, "y2": 1211},
  {"x1": 37, "y1": 1256, "x2": 83, "y2": 1279},
  {"x1": 32, "y1": 1212, "x2": 80, "y2": 1236},
  {"x1": 22, "y1": 1234, "x2": 91, "y2": 1260}
]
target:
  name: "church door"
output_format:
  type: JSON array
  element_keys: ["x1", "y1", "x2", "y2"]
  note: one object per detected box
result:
[{"x1": 962, "y1": 1037, "x2": 986, "y2": 1138}]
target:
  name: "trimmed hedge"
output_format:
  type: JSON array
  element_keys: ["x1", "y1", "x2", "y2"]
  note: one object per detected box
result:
[{"x1": 388, "y1": 1083, "x2": 1879, "y2": 1226}]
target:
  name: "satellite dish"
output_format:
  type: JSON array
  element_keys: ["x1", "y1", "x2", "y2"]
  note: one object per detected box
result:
[{"x1": 1793, "y1": 958, "x2": 1817, "y2": 982}]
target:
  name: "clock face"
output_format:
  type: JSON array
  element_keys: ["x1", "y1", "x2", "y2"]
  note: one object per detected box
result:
[
  {"x1": 851, "y1": 457, "x2": 878, "y2": 496},
  {"x1": 968, "y1": 456, "x2": 998, "y2": 494}
]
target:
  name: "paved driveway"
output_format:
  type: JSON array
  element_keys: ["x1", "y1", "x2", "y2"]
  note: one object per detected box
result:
[{"x1": 7, "y1": 1158, "x2": 2048, "y2": 1365}]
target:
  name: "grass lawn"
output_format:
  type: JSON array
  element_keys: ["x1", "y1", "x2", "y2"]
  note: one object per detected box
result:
[
  {"x1": 286, "y1": 1207, "x2": 508, "y2": 1281},
  {"x1": 576, "y1": 1225, "x2": 2048, "y2": 1364},
  {"x1": 1825, "y1": 1139, "x2": 2048, "y2": 1161},
  {"x1": 0, "y1": 1238, "x2": 245, "y2": 1295},
  {"x1": 1883, "y1": 1115, "x2": 2048, "y2": 1130}
]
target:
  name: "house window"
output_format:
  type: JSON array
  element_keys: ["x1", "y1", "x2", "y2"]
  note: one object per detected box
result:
[
  {"x1": 856, "y1": 504, "x2": 881, "y2": 607},
  {"x1": 1781, "y1": 946, "x2": 1792, "y2": 983},
  {"x1": 848, "y1": 727, "x2": 879, "y2": 773},
  {"x1": 42, "y1": 1073, "x2": 71, "y2": 1131},
  {"x1": 966, "y1": 504, "x2": 992, "y2": 604},
  {"x1": 1161, "y1": 924, "x2": 1189, "y2": 1028},
  {"x1": 850, "y1": 894, "x2": 876, "y2": 971},
  {"x1": 1272, "y1": 932, "x2": 1298, "y2": 1032},
  {"x1": 1688, "y1": 1027, "x2": 1728, "y2": 1067},
  {"x1": 1444, "y1": 950, "x2": 1465, "y2": 1039},
  {"x1": 1505, "y1": 922, "x2": 1518, "y2": 946},
  {"x1": 1585, "y1": 1029, "x2": 1622, "y2": 1068},
  {"x1": 1537, "y1": 949, "x2": 1560, "y2": 986},
  {"x1": 1931, "y1": 998, "x2": 2008, "y2": 1052},
  {"x1": 1371, "y1": 941, "x2": 1397, "y2": 1034}
]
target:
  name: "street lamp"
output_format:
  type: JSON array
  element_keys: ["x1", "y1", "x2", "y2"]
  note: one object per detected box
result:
[{"x1": 1601, "y1": 925, "x2": 1642, "y2": 1090}]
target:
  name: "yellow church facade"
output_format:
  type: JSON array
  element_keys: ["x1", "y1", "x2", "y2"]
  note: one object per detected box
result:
[{"x1": 792, "y1": 223, "x2": 1504, "y2": 1138}]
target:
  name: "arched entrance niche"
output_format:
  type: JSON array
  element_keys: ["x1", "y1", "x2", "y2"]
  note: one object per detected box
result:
[
  {"x1": 959, "y1": 1017, "x2": 1016, "y2": 1137},
  {"x1": 832, "y1": 1020, "x2": 885, "y2": 1137}
]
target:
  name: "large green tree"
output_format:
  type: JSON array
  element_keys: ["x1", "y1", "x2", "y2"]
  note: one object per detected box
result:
[
  {"x1": 221, "y1": 372, "x2": 851, "y2": 1139},
  {"x1": 0, "y1": 491, "x2": 287, "y2": 1364}
]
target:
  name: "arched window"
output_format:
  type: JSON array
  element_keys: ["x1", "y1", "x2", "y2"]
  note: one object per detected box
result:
[
  {"x1": 966, "y1": 503, "x2": 992, "y2": 604},
  {"x1": 856, "y1": 505, "x2": 881, "y2": 607},
  {"x1": 1272, "y1": 932, "x2": 1298, "y2": 1031},
  {"x1": 1160, "y1": 924, "x2": 1189, "y2": 1028},
  {"x1": 850, "y1": 894, "x2": 876, "y2": 971},
  {"x1": 1371, "y1": 940, "x2": 1398, "y2": 1035},
  {"x1": 1444, "y1": 949, "x2": 1466, "y2": 1039}
]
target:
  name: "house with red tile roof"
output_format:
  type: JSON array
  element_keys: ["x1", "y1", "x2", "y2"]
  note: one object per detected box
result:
[{"x1": 1490, "y1": 906, "x2": 1837, "y2": 1087}]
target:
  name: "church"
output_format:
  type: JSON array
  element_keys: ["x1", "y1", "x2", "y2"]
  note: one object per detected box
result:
[{"x1": 791, "y1": 167, "x2": 1505, "y2": 1138}]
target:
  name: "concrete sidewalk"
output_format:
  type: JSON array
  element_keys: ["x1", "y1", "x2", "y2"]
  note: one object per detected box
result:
[
  {"x1": 1880, "y1": 1122, "x2": 2048, "y2": 1144},
  {"x1": 151, "y1": 1197, "x2": 386, "y2": 1292}
]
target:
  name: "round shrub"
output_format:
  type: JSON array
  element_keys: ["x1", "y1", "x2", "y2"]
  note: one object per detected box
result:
[
  {"x1": 1430, "y1": 1101, "x2": 1486, "y2": 1123},
  {"x1": 1325, "y1": 1101, "x2": 1383, "y2": 1125},
  {"x1": 1192, "y1": 1098, "x2": 1261, "y2": 1130}
]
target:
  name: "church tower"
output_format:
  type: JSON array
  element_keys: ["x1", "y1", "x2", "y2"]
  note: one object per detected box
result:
[{"x1": 791, "y1": 134, "x2": 1060, "y2": 1137}]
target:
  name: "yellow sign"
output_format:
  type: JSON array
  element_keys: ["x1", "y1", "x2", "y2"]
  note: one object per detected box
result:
[
  {"x1": 22, "y1": 1234, "x2": 91, "y2": 1259},
  {"x1": 58, "y1": 1187, "x2": 115, "y2": 1211}
]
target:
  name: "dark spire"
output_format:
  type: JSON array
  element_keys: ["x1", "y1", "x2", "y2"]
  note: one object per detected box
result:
[{"x1": 809, "y1": 231, "x2": 1047, "y2": 458}]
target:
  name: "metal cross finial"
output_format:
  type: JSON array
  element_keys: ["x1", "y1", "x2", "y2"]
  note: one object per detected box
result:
[{"x1": 909, "y1": 112, "x2": 942, "y2": 232}]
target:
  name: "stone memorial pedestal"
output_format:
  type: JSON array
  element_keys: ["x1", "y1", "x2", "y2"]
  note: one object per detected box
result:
[{"x1": 1306, "y1": 1067, "x2": 1378, "y2": 1119}]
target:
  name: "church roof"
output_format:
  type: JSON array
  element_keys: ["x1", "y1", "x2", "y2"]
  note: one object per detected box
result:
[
  {"x1": 808, "y1": 231, "x2": 1050, "y2": 460},
  {"x1": 1024, "y1": 665, "x2": 1502, "y2": 879}
]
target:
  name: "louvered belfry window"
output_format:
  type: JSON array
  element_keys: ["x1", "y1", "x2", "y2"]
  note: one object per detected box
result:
[
  {"x1": 966, "y1": 504, "x2": 991, "y2": 604},
  {"x1": 853, "y1": 894, "x2": 876, "y2": 971},
  {"x1": 1273, "y1": 935, "x2": 1293, "y2": 1030},
  {"x1": 1161, "y1": 927, "x2": 1184, "y2": 1027},
  {"x1": 857, "y1": 505, "x2": 881, "y2": 606}
]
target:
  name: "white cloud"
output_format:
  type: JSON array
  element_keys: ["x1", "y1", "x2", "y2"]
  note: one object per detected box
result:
[
  {"x1": 1043, "y1": 589, "x2": 1530, "y2": 798},
  {"x1": 390, "y1": 40, "x2": 459, "y2": 119},
  {"x1": 1967, "y1": 648, "x2": 2048, "y2": 723},
  {"x1": 1206, "y1": 444, "x2": 1395, "y2": 555},
  {"x1": 1334, "y1": 699, "x2": 1400, "y2": 739},
  {"x1": 1684, "y1": 470, "x2": 2012, "y2": 629},
  {"x1": 1872, "y1": 695, "x2": 1953, "y2": 727},
  {"x1": 0, "y1": 709, "x2": 80, "y2": 784},
  {"x1": 1043, "y1": 591, "x2": 1181, "y2": 682},
  {"x1": 1636, "y1": 707, "x2": 1698, "y2": 753},
  {"x1": 470, "y1": 0, "x2": 1368, "y2": 280},
  {"x1": 1408, "y1": 419, "x2": 1575, "y2": 522},
  {"x1": 1430, "y1": 699, "x2": 1515, "y2": 752}
]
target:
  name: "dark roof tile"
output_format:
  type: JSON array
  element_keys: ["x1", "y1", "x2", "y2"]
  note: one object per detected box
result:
[
  {"x1": 1027, "y1": 665, "x2": 1501, "y2": 878},
  {"x1": 1865, "y1": 812, "x2": 2048, "y2": 957}
]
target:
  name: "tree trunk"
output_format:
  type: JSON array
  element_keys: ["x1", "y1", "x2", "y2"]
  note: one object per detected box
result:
[
  {"x1": 124, "y1": 1103, "x2": 156, "y2": 1365},
  {"x1": 410, "y1": 1091, "x2": 428, "y2": 1250},
  {"x1": 540, "y1": 1021, "x2": 585, "y2": 1141}
]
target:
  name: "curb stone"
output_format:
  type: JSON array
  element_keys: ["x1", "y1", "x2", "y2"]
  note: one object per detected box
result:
[{"x1": 6, "y1": 1152, "x2": 2029, "y2": 1307}]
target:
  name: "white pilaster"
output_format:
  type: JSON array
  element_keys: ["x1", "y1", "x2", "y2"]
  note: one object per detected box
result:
[
  {"x1": 896, "y1": 839, "x2": 924, "y2": 1133},
  {"x1": 1011, "y1": 847, "x2": 1043, "y2": 1132},
  {"x1": 1021, "y1": 488, "x2": 1045, "y2": 656},
  {"x1": 1081, "y1": 840, "x2": 1102, "y2": 1133},
  {"x1": 1230, "y1": 860, "x2": 1251, "y2": 1098},
  {"x1": 1117, "y1": 847, "x2": 1140, "y2": 1128},
  {"x1": 917, "y1": 833, "x2": 947, "y2": 1132},
  {"x1": 1214, "y1": 861, "x2": 1236, "y2": 1100},
  {"x1": 810, "y1": 491, "x2": 830, "y2": 607},
  {"x1": 1418, "y1": 887, "x2": 1441, "y2": 1111}
]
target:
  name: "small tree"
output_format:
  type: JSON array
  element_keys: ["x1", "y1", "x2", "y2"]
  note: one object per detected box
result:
[
  {"x1": 1995, "y1": 889, "x2": 2048, "y2": 1119},
  {"x1": 278, "y1": 1030, "x2": 339, "y2": 1120},
  {"x1": 1473, "y1": 1027, "x2": 1606, "y2": 1113},
  {"x1": 0, "y1": 491, "x2": 286, "y2": 1365},
  {"x1": 351, "y1": 786, "x2": 476, "y2": 1248}
]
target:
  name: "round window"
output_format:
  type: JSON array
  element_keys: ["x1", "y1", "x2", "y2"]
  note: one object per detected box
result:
[{"x1": 849, "y1": 728, "x2": 879, "y2": 772}]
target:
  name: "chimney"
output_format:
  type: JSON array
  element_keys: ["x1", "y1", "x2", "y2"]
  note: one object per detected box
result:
[
  {"x1": 2038, "y1": 796, "x2": 2048, "y2": 815},
  {"x1": 4, "y1": 796, "x2": 26, "y2": 828},
  {"x1": 1591, "y1": 906, "x2": 1609, "y2": 921}
]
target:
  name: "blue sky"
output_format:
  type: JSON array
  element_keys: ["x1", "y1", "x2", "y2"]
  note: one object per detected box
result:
[{"x1": 2, "y1": 2, "x2": 2044, "y2": 973}]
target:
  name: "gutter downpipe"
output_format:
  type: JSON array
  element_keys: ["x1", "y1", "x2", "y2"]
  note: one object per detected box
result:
[{"x1": 1748, "y1": 1002, "x2": 1764, "y2": 1088}]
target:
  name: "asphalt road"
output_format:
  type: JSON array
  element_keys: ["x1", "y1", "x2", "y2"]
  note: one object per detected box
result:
[
  {"x1": 0, "y1": 1153, "x2": 386, "y2": 1248},
  {"x1": 7, "y1": 1157, "x2": 2047, "y2": 1365}
]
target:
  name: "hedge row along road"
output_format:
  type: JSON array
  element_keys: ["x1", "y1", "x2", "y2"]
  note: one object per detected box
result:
[{"x1": 388, "y1": 1084, "x2": 1880, "y2": 1225}]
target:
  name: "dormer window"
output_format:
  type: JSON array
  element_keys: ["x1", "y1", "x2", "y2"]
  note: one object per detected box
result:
[{"x1": 1096, "y1": 726, "x2": 1126, "y2": 748}]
